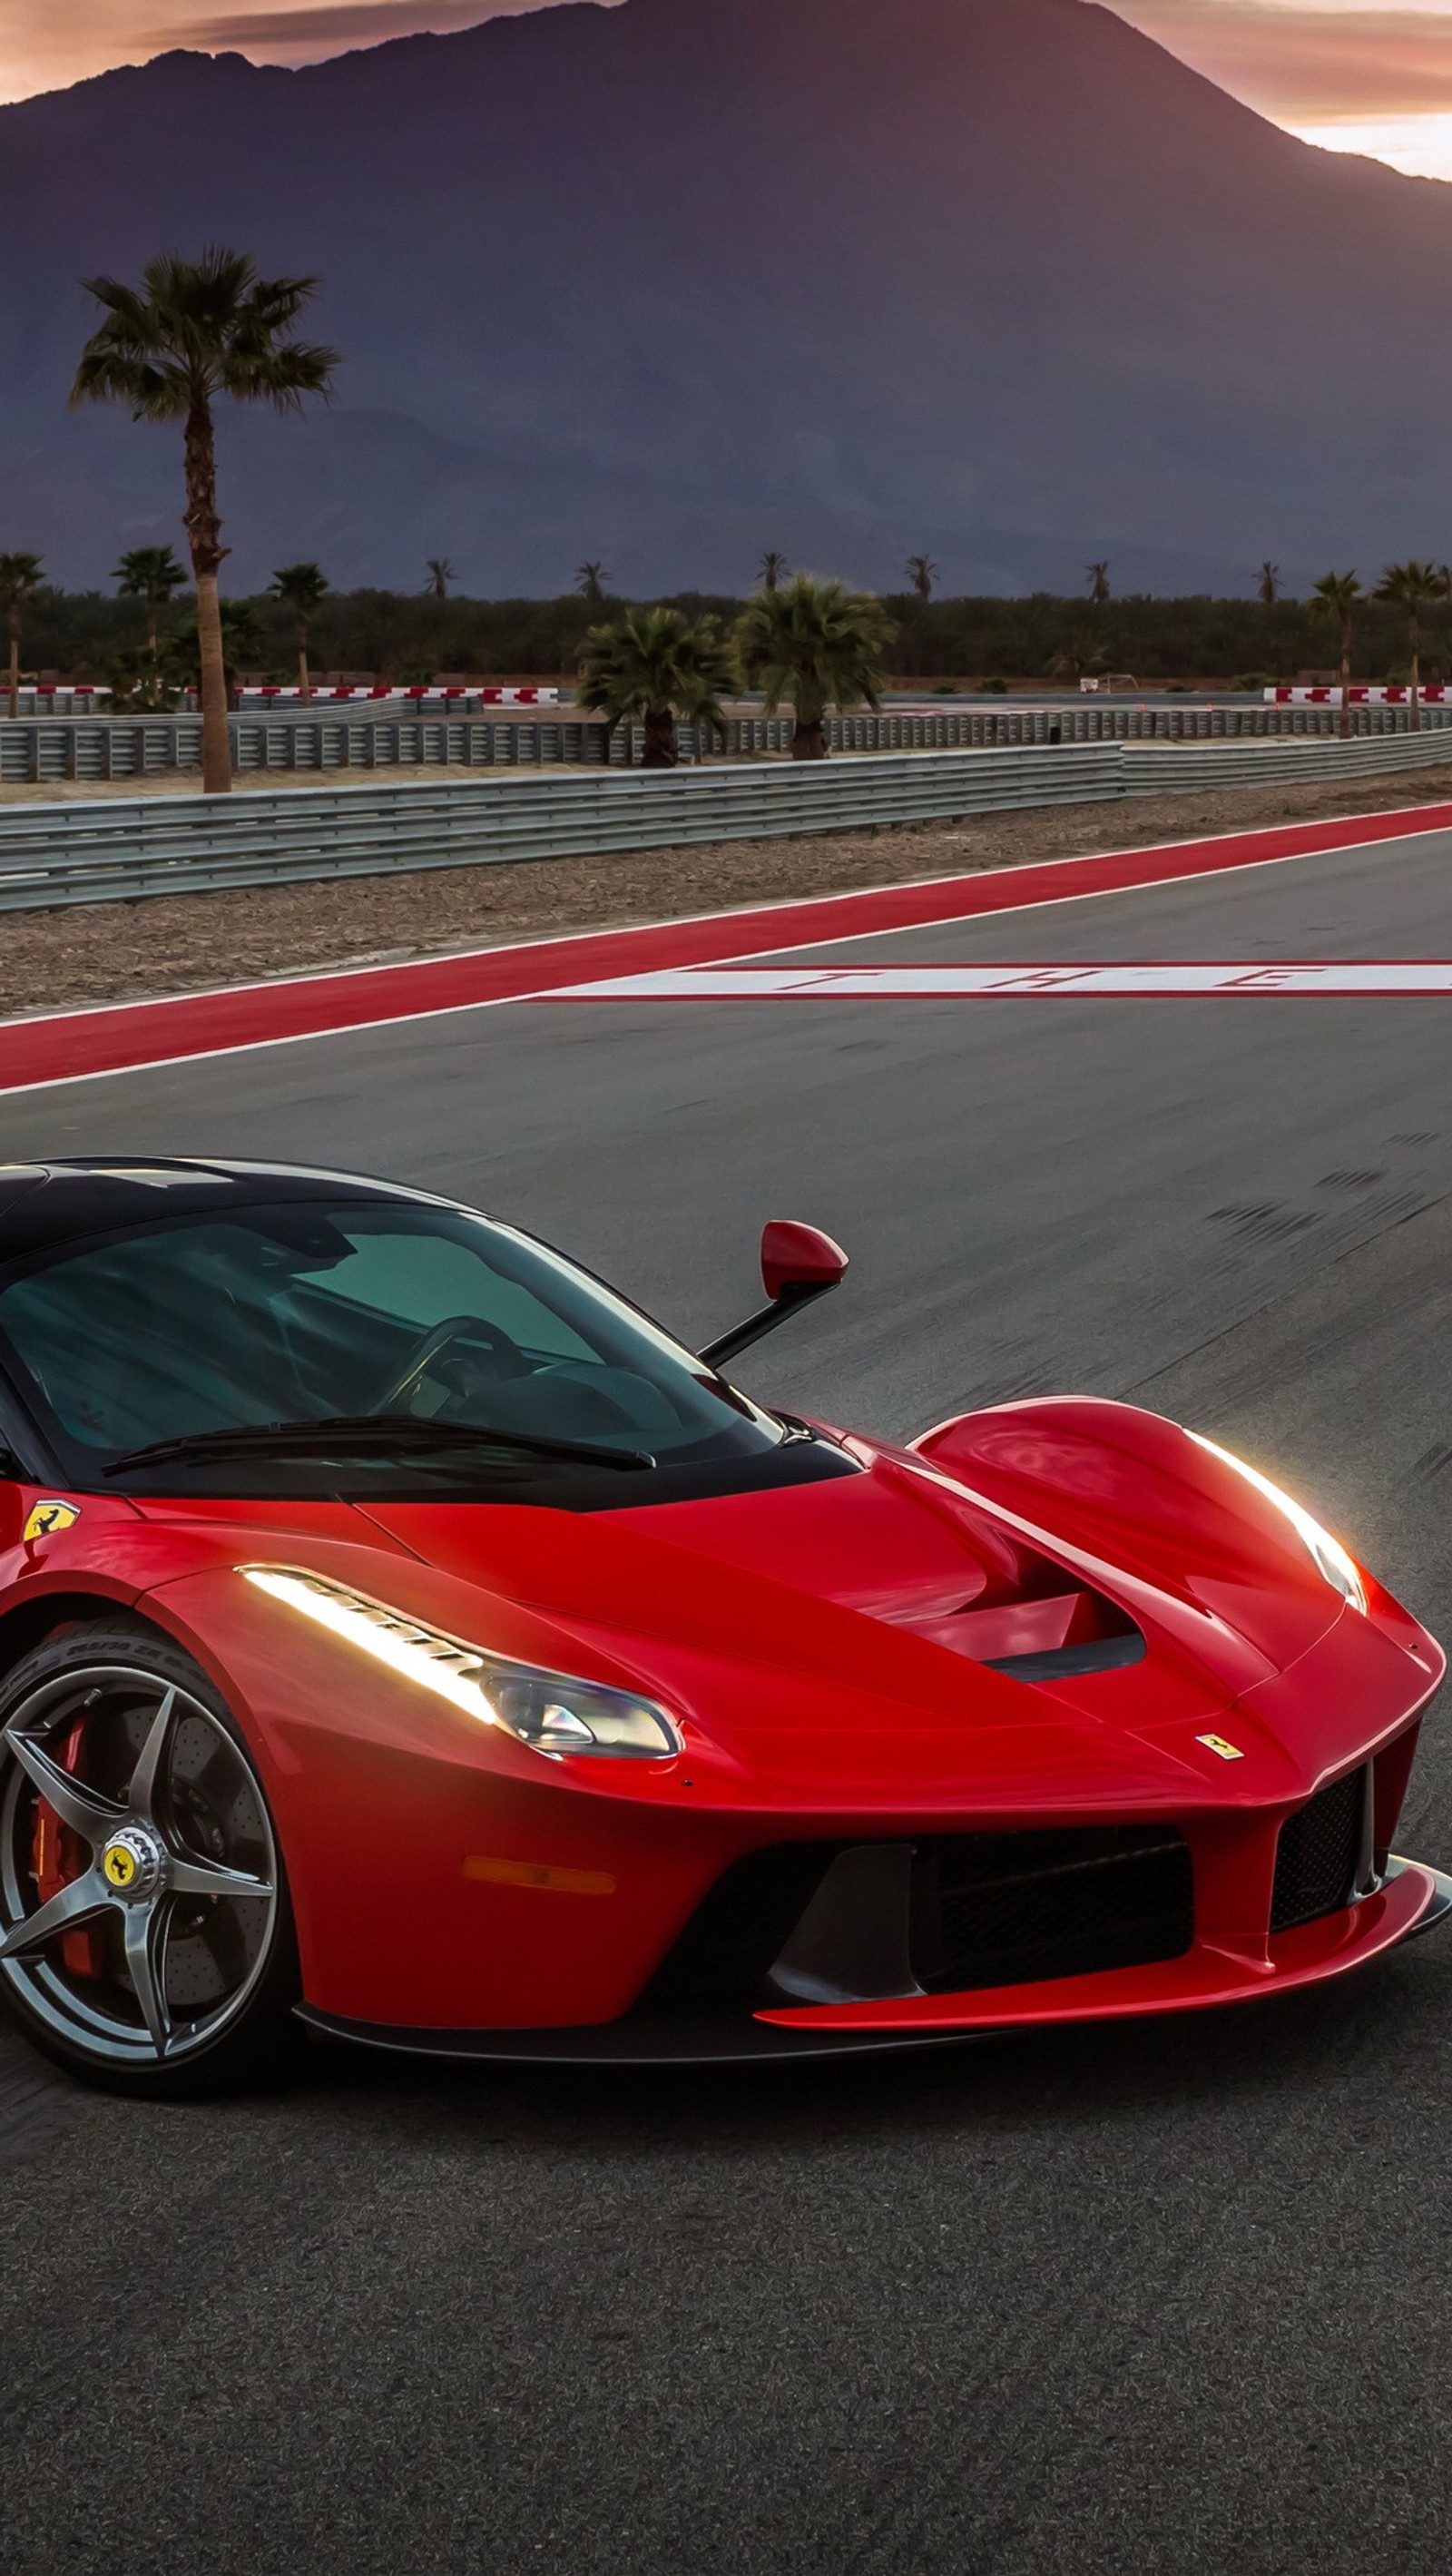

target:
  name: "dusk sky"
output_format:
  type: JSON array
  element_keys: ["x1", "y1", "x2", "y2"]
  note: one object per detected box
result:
[{"x1": 4, "y1": 0, "x2": 1452, "y2": 179}]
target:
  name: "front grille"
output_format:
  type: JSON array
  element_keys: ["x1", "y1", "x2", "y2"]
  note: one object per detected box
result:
[
  {"x1": 1270, "y1": 1768, "x2": 1366, "y2": 1933},
  {"x1": 912, "y1": 1825, "x2": 1193, "y2": 1993},
  {"x1": 647, "y1": 1824, "x2": 1194, "y2": 2011}
]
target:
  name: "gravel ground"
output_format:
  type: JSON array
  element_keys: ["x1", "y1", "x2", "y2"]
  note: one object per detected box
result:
[{"x1": 7, "y1": 762, "x2": 1452, "y2": 1020}]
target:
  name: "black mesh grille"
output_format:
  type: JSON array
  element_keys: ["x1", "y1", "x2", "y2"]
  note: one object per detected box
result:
[
  {"x1": 646, "y1": 1824, "x2": 1195, "y2": 2011},
  {"x1": 1270, "y1": 1769, "x2": 1365, "y2": 1934},
  {"x1": 911, "y1": 1825, "x2": 1193, "y2": 1993}
]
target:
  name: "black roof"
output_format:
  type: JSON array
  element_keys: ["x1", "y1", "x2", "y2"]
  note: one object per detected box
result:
[{"x1": 0, "y1": 1158, "x2": 452, "y2": 1260}]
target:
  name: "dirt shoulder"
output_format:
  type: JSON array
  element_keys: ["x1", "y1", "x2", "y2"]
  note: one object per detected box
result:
[{"x1": 8, "y1": 763, "x2": 1452, "y2": 1021}]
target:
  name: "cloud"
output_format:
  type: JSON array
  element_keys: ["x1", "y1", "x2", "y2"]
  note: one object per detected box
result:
[
  {"x1": 137, "y1": 0, "x2": 570, "y2": 56},
  {"x1": 1114, "y1": 2, "x2": 1452, "y2": 122},
  {"x1": 0, "y1": 0, "x2": 586, "y2": 100}
]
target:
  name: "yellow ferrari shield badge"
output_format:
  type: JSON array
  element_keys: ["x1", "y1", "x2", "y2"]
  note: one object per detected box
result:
[
  {"x1": 1196, "y1": 1733, "x2": 1245, "y2": 1763},
  {"x1": 24, "y1": 1499, "x2": 82, "y2": 1544}
]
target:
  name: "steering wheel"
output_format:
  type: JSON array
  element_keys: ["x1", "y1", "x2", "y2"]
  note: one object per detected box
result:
[{"x1": 369, "y1": 1314, "x2": 526, "y2": 1416}]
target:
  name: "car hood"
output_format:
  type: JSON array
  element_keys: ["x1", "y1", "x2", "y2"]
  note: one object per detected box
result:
[
  {"x1": 349, "y1": 1446, "x2": 1378, "y2": 1804},
  {"x1": 351, "y1": 1443, "x2": 1298, "y2": 1695},
  {"x1": 131, "y1": 1443, "x2": 1425, "y2": 1810}
]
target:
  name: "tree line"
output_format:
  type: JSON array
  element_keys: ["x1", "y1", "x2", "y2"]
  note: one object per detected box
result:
[
  {"x1": 4, "y1": 244, "x2": 1450, "y2": 783},
  {"x1": 15, "y1": 575, "x2": 1452, "y2": 702}
]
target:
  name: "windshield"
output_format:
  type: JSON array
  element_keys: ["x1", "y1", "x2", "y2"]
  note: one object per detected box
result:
[{"x1": 0, "y1": 1199, "x2": 857, "y2": 1507}]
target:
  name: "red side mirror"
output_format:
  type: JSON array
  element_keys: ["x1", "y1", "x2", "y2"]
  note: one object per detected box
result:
[
  {"x1": 760, "y1": 1220, "x2": 849, "y2": 1304},
  {"x1": 699, "y1": 1221, "x2": 849, "y2": 1371}
]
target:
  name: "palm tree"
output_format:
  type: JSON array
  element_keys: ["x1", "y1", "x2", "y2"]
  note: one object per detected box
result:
[
  {"x1": 113, "y1": 544, "x2": 187, "y2": 705},
  {"x1": 1372, "y1": 559, "x2": 1444, "y2": 730},
  {"x1": 426, "y1": 558, "x2": 454, "y2": 601},
  {"x1": 104, "y1": 644, "x2": 169, "y2": 715},
  {"x1": 1310, "y1": 571, "x2": 1362, "y2": 739},
  {"x1": 759, "y1": 550, "x2": 789, "y2": 594},
  {"x1": 71, "y1": 248, "x2": 338, "y2": 794},
  {"x1": 576, "y1": 562, "x2": 610, "y2": 605},
  {"x1": 1048, "y1": 629, "x2": 1109, "y2": 683},
  {"x1": 1086, "y1": 561, "x2": 1111, "y2": 606},
  {"x1": 171, "y1": 598, "x2": 263, "y2": 699},
  {"x1": 736, "y1": 572, "x2": 895, "y2": 761},
  {"x1": 1258, "y1": 561, "x2": 1281, "y2": 608},
  {"x1": 0, "y1": 553, "x2": 44, "y2": 720},
  {"x1": 906, "y1": 553, "x2": 938, "y2": 602},
  {"x1": 576, "y1": 605, "x2": 737, "y2": 768},
  {"x1": 270, "y1": 561, "x2": 329, "y2": 703}
]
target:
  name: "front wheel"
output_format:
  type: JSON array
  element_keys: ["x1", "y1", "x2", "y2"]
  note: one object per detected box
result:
[{"x1": 0, "y1": 1619, "x2": 301, "y2": 2096}]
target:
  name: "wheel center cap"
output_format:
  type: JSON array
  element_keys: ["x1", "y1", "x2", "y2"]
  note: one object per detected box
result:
[{"x1": 102, "y1": 1826, "x2": 165, "y2": 1899}]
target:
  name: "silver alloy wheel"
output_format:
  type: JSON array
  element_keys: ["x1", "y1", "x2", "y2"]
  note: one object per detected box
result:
[{"x1": 0, "y1": 1664, "x2": 278, "y2": 2068}]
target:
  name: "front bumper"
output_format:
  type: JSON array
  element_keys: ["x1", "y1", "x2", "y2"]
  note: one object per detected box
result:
[{"x1": 297, "y1": 1854, "x2": 1452, "y2": 2065}]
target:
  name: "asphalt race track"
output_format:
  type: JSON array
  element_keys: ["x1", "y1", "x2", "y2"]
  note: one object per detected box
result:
[{"x1": 5, "y1": 823, "x2": 1452, "y2": 2572}]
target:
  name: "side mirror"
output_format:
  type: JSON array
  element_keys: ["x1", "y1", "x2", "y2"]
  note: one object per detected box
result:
[
  {"x1": 700, "y1": 1221, "x2": 849, "y2": 1372},
  {"x1": 760, "y1": 1220, "x2": 849, "y2": 1305}
]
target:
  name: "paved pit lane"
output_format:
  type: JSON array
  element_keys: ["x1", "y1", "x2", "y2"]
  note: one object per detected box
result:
[{"x1": 3, "y1": 828, "x2": 1452, "y2": 2572}]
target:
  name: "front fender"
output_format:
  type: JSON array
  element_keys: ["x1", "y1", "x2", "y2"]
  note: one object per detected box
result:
[{"x1": 912, "y1": 1397, "x2": 1438, "y2": 1680}]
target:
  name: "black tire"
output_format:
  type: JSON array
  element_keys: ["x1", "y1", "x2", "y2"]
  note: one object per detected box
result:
[{"x1": 0, "y1": 1617, "x2": 302, "y2": 2098}]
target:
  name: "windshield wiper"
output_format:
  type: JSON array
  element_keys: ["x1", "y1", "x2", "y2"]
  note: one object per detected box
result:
[{"x1": 103, "y1": 1412, "x2": 656, "y2": 1477}]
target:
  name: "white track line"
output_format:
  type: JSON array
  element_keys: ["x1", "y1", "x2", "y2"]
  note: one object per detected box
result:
[{"x1": 546, "y1": 962, "x2": 1452, "y2": 1001}]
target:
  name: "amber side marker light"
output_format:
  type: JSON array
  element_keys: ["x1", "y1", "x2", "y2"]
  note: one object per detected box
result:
[{"x1": 465, "y1": 1856, "x2": 617, "y2": 1896}]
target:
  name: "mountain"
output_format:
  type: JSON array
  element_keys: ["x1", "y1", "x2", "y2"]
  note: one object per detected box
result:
[{"x1": 3, "y1": 0, "x2": 1452, "y2": 595}]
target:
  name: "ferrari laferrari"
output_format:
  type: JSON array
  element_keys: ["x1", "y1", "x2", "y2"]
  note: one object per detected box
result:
[{"x1": 0, "y1": 1156, "x2": 1445, "y2": 2095}]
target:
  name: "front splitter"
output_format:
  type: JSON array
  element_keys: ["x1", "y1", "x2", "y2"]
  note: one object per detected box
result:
[
  {"x1": 295, "y1": 2002, "x2": 987, "y2": 2067},
  {"x1": 296, "y1": 1858, "x2": 1452, "y2": 2068}
]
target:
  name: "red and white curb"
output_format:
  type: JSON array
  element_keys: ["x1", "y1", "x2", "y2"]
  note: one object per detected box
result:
[
  {"x1": 3, "y1": 797, "x2": 1451, "y2": 1097},
  {"x1": 548, "y1": 960, "x2": 1452, "y2": 1003},
  {"x1": 236, "y1": 685, "x2": 562, "y2": 708},
  {"x1": 1268, "y1": 685, "x2": 1452, "y2": 707}
]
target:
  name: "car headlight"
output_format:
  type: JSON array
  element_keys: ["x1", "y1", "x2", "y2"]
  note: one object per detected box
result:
[
  {"x1": 1187, "y1": 1433, "x2": 1368, "y2": 1614},
  {"x1": 240, "y1": 1566, "x2": 682, "y2": 1758}
]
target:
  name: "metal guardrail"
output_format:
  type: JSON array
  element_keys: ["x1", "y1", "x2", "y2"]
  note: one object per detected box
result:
[
  {"x1": 721, "y1": 703, "x2": 1452, "y2": 752},
  {"x1": 1121, "y1": 731, "x2": 1452, "y2": 793},
  {"x1": 2, "y1": 731, "x2": 1450, "y2": 915},
  {"x1": 2, "y1": 700, "x2": 1449, "y2": 785},
  {"x1": 0, "y1": 746, "x2": 1124, "y2": 911},
  {"x1": 0, "y1": 716, "x2": 617, "y2": 786}
]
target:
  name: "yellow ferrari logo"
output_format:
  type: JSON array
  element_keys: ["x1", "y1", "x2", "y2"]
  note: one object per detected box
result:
[
  {"x1": 23, "y1": 1500, "x2": 81, "y2": 1544},
  {"x1": 1196, "y1": 1733, "x2": 1245, "y2": 1763},
  {"x1": 103, "y1": 1844, "x2": 138, "y2": 1890}
]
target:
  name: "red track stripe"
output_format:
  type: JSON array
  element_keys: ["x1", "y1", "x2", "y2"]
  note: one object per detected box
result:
[{"x1": 5, "y1": 799, "x2": 1449, "y2": 1096}]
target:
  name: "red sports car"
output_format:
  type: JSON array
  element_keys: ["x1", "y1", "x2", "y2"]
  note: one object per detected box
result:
[{"x1": 0, "y1": 1157, "x2": 1445, "y2": 2095}]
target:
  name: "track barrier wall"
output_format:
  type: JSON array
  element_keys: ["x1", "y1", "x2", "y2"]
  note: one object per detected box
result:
[
  {"x1": 3, "y1": 700, "x2": 1451, "y2": 788},
  {"x1": 3, "y1": 730, "x2": 1452, "y2": 913}
]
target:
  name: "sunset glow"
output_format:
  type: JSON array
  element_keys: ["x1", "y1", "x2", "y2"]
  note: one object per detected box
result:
[
  {"x1": 1114, "y1": 2, "x2": 1452, "y2": 177},
  {"x1": 4, "y1": 0, "x2": 1452, "y2": 185}
]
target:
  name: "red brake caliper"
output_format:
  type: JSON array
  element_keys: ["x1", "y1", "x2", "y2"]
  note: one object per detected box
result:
[{"x1": 30, "y1": 1717, "x2": 102, "y2": 1978}]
